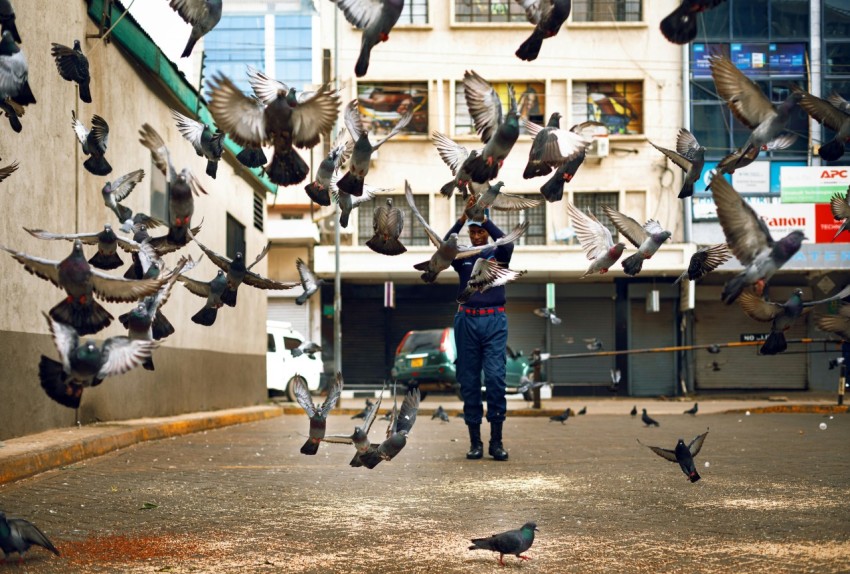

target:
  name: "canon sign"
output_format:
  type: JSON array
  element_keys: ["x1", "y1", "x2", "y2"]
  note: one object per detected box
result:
[{"x1": 761, "y1": 216, "x2": 807, "y2": 227}]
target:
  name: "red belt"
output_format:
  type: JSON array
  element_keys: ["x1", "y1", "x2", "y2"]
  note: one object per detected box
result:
[{"x1": 458, "y1": 306, "x2": 505, "y2": 316}]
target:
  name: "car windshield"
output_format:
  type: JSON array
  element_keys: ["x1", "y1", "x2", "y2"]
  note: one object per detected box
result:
[{"x1": 399, "y1": 330, "x2": 444, "y2": 354}]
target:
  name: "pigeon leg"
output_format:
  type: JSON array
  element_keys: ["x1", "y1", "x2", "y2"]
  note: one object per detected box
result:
[
  {"x1": 754, "y1": 279, "x2": 766, "y2": 296},
  {"x1": 498, "y1": 554, "x2": 505, "y2": 567},
  {"x1": 518, "y1": 554, "x2": 532, "y2": 561}
]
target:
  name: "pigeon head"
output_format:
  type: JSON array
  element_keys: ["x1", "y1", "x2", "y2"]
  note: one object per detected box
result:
[
  {"x1": 73, "y1": 342, "x2": 104, "y2": 375},
  {"x1": 491, "y1": 181, "x2": 505, "y2": 192},
  {"x1": 652, "y1": 230, "x2": 672, "y2": 244},
  {"x1": 72, "y1": 239, "x2": 85, "y2": 256},
  {"x1": 611, "y1": 242, "x2": 626, "y2": 256},
  {"x1": 285, "y1": 87, "x2": 298, "y2": 106},
  {"x1": 235, "y1": 252, "x2": 244, "y2": 263},
  {"x1": 0, "y1": 31, "x2": 19, "y2": 54},
  {"x1": 144, "y1": 261, "x2": 163, "y2": 280},
  {"x1": 102, "y1": 224, "x2": 116, "y2": 239},
  {"x1": 774, "y1": 230, "x2": 806, "y2": 259},
  {"x1": 73, "y1": 39, "x2": 82, "y2": 51},
  {"x1": 521, "y1": 522, "x2": 539, "y2": 532},
  {"x1": 546, "y1": 112, "x2": 562, "y2": 128}
]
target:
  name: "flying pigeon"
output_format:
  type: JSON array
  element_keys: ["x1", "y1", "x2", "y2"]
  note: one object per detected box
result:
[
  {"x1": 0, "y1": 158, "x2": 17, "y2": 182},
  {"x1": 332, "y1": 181, "x2": 381, "y2": 229},
  {"x1": 24, "y1": 224, "x2": 142, "y2": 271},
  {"x1": 516, "y1": 375, "x2": 544, "y2": 396},
  {"x1": 0, "y1": 30, "x2": 35, "y2": 109},
  {"x1": 473, "y1": 181, "x2": 541, "y2": 212},
  {"x1": 1, "y1": 239, "x2": 164, "y2": 335},
  {"x1": 0, "y1": 511, "x2": 60, "y2": 563},
  {"x1": 456, "y1": 258, "x2": 526, "y2": 304},
  {"x1": 638, "y1": 430, "x2": 709, "y2": 482},
  {"x1": 71, "y1": 111, "x2": 111, "y2": 175},
  {"x1": 630, "y1": 405, "x2": 637, "y2": 416},
  {"x1": 101, "y1": 169, "x2": 146, "y2": 225},
  {"x1": 641, "y1": 408, "x2": 660, "y2": 427},
  {"x1": 566, "y1": 202, "x2": 626, "y2": 278},
  {"x1": 829, "y1": 186, "x2": 850, "y2": 241},
  {"x1": 515, "y1": 0, "x2": 571, "y2": 61},
  {"x1": 0, "y1": 0, "x2": 20, "y2": 43},
  {"x1": 0, "y1": 97, "x2": 21, "y2": 132},
  {"x1": 366, "y1": 197, "x2": 406, "y2": 256},
  {"x1": 169, "y1": 0, "x2": 222, "y2": 58},
  {"x1": 207, "y1": 71, "x2": 339, "y2": 186},
  {"x1": 533, "y1": 307, "x2": 561, "y2": 325},
  {"x1": 549, "y1": 408, "x2": 570, "y2": 423},
  {"x1": 468, "y1": 522, "x2": 538, "y2": 567},
  {"x1": 405, "y1": 181, "x2": 528, "y2": 283},
  {"x1": 609, "y1": 368, "x2": 621, "y2": 392},
  {"x1": 432, "y1": 405, "x2": 450, "y2": 422},
  {"x1": 673, "y1": 243, "x2": 732, "y2": 284},
  {"x1": 537, "y1": 122, "x2": 603, "y2": 202},
  {"x1": 171, "y1": 108, "x2": 225, "y2": 178},
  {"x1": 177, "y1": 269, "x2": 228, "y2": 326},
  {"x1": 739, "y1": 286, "x2": 850, "y2": 355},
  {"x1": 329, "y1": 0, "x2": 404, "y2": 77},
  {"x1": 709, "y1": 55, "x2": 801, "y2": 170},
  {"x1": 293, "y1": 372, "x2": 343, "y2": 455},
  {"x1": 305, "y1": 134, "x2": 352, "y2": 206},
  {"x1": 684, "y1": 402, "x2": 698, "y2": 415},
  {"x1": 660, "y1": 0, "x2": 727, "y2": 44},
  {"x1": 462, "y1": 71, "x2": 520, "y2": 183},
  {"x1": 710, "y1": 176, "x2": 806, "y2": 304},
  {"x1": 432, "y1": 131, "x2": 489, "y2": 199},
  {"x1": 584, "y1": 337, "x2": 603, "y2": 351},
  {"x1": 38, "y1": 312, "x2": 158, "y2": 409},
  {"x1": 351, "y1": 398, "x2": 375, "y2": 420},
  {"x1": 358, "y1": 384, "x2": 420, "y2": 469},
  {"x1": 602, "y1": 206, "x2": 671, "y2": 277},
  {"x1": 793, "y1": 87, "x2": 850, "y2": 161},
  {"x1": 122, "y1": 222, "x2": 201, "y2": 279},
  {"x1": 50, "y1": 40, "x2": 91, "y2": 103},
  {"x1": 322, "y1": 386, "x2": 382, "y2": 466},
  {"x1": 522, "y1": 114, "x2": 590, "y2": 180},
  {"x1": 338, "y1": 99, "x2": 412, "y2": 197},
  {"x1": 828, "y1": 92, "x2": 850, "y2": 114},
  {"x1": 816, "y1": 302, "x2": 850, "y2": 340},
  {"x1": 291, "y1": 340, "x2": 321, "y2": 358},
  {"x1": 295, "y1": 258, "x2": 324, "y2": 305},
  {"x1": 712, "y1": 133, "x2": 797, "y2": 178},
  {"x1": 648, "y1": 128, "x2": 705, "y2": 198}
]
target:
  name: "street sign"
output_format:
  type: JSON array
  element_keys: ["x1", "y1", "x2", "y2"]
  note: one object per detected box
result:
[
  {"x1": 546, "y1": 283, "x2": 555, "y2": 310},
  {"x1": 740, "y1": 333, "x2": 769, "y2": 342}
]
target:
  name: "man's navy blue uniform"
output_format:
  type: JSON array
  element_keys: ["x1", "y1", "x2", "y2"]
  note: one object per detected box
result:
[{"x1": 445, "y1": 214, "x2": 515, "y2": 461}]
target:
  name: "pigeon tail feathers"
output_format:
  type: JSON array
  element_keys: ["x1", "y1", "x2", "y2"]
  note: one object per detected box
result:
[
  {"x1": 440, "y1": 179, "x2": 458, "y2": 199},
  {"x1": 50, "y1": 299, "x2": 113, "y2": 336},
  {"x1": 114, "y1": 203, "x2": 133, "y2": 224},
  {"x1": 88, "y1": 251, "x2": 123, "y2": 270},
  {"x1": 336, "y1": 172, "x2": 365, "y2": 197},
  {"x1": 266, "y1": 149, "x2": 309, "y2": 186},
  {"x1": 220, "y1": 287, "x2": 238, "y2": 307},
  {"x1": 83, "y1": 155, "x2": 113, "y2": 176},
  {"x1": 300, "y1": 439, "x2": 320, "y2": 455},
  {"x1": 205, "y1": 159, "x2": 218, "y2": 179},
  {"x1": 78, "y1": 82, "x2": 92, "y2": 104},
  {"x1": 366, "y1": 235, "x2": 406, "y2": 256},
  {"x1": 678, "y1": 181, "x2": 694, "y2": 199},
  {"x1": 181, "y1": 35, "x2": 199, "y2": 58},
  {"x1": 621, "y1": 253, "x2": 644, "y2": 276},
  {"x1": 235, "y1": 147, "x2": 267, "y2": 168},
  {"x1": 819, "y1": 139, "x2": 846, "y2": 162},
  {"x1": 191, "y1": 306, "x2": 219, "y2": 326},
  {"x1": 760, "y1": 331, "x2": 788, "y2": 355},
  {"x1": 355, "y1": 41, "x2": 372, "y2": 78},
  {"x1": 515, "y1": 30, "x2": 545, "y2": 62},
  {"x1": 689, "y1": 470, "x2": 701, "y2": 483},
  {"x1": 304, "y1": 181, "x2": 332, "y2": 206},
  {"x1": 39, "y1": 355, "x2": 83, "y2": 409},
  {"x1": 143, "y1": 356, "x2": 155, "y2": 371},
  {"x1": 538, "y1": 171, "x2": 565, "y2": 202},
  {"x1": 152, "y1": 310, "x2": 175, "y2": 340},
  {"x1": 12, "y1": 81, "x2": 36, "y2": 106}
]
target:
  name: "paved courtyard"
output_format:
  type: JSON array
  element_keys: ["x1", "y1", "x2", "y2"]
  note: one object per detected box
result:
[{"x1": 1, "y1": 409, "x2": 848, "y2": 573}]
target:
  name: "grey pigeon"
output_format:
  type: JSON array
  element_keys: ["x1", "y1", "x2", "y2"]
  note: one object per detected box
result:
[
  {"x1": 816, "y1": 302, "x2": 850, "y2": 340},
  {"x1": 329, "y1": 0, "x2": 404, "y2": 77},
  {"x1": 537, "y1": 122, "x2": 602, "y2": 202},
  {"x1": 462, "y1": 71, "x2": 520, "y2": 183},
  {"x1": 474, "y1": 181, "x2": 541, "y2": 212},
  {"x1": 828, "y1": 92, "x2": 850, "y2": 114},
  {"x1": 713, "y1": 133, "x2": 797, "y2": 179},
  {"x1": 469, "y1": 522, "x2": 537, "y2": 567},
  {"x1": 332, "y1": 181, "x2": 380, "y2": 229},
  {"x1": 1, "y1": 239, "x2": 164, "y2": 335},
  {"x1": 359, "y1": 384, "x2": 420, "y2": 469},
  {"x1": 405, "y1": 180, "x2": 528, "y2": 282},
  {"x1": 684, "y1": 402, "x2": 698, "y2": 415},
  {"x1": 305, "y1": 133, "x2": 352, "y2": 206},
  {"x1": 533, "y1": 307, "x2": 561, "y2": 325},
  {"x1": 366, "y1": 197, "x2": 406, "y2": 256},
  {"x1": 295, "y1": 258, "x2": 324, "y2": 305},
  {"x1": 610, "y1": 368, "x2": 621, "y2": 391},
  {"x1": 0, "y1": 30, "x2": 35, "y2": 107},
  {"x1": 351, "y1": 398, "x2": 375, "y2": 420},
  {"x1": 0, "y1": 158, "x2": 17, "y2": 182},
  {"x1": 169, "y1": 0, "x2": 223, "y2": 58},
  {"x1": 739, "y1": 286, "x2": 850, "y2": 355},
  {"x1": 71, "y1": 111, "x2": 111, "y2": 175},
  {"x1": 522, "y1": 113, "x2": 590, "y2": 180},
  {"x1": 432, "y1": 405, "x2": 450, "y2": 422},
  {"x1": 291, "y1": 340, "x2": 321, "y2": 358},
  {"x1": 0, "y1": 0, "x2": 20, "y2": 43},
  {"x1": 338, "y1": 99, "x2": 412, "y2": 197},
  {"x1": 794, "y1": 87, "x2": 850, "y2": 161},
  {"x1": 709, "y1": 55, "x2": 801, "y2": 170},
  {"x1": 171, "y1": 108, "x2": 225, "y2": 178},
  {"x1": 177, "y1": 269, "x2": 228, "y2": 326},
  {"x1": 549, "y1": 408, "x2": 570, "y2": 423},
  {"x1": 50, "y1": 40, "x2": 90, "y2": 103},
  {"x1": 322, "y1": 386, "x2": 382, "y2": 466},
  {"x1": 123, "y1": 222, "x2": 201, "y2": 279},
  {"x1": 516, "y1": 376, "x2": 544, "y2": 396},
  {"x1": 189, "y1": 230, "x2": 298, "y2": 307},
  {"x1": 457, "y1": 258, "x2": 526, "y2": 304},
  {"x1": 38, "y1": 312, "x2": 158, "y2": 409},
  {"x1": 584, "y1": 338, "x2": 603, "y2": 351},
  {"x1": 432, "y1": 131, "x2": 489, "y2": 199},
  {"x1": 660, "y1": 0, "x2": 726, "y2": 44},
  {"x1": 25, "y1": 224, "x2": 142, "y2": 271},
  {"x1": 0, "y1": 511, "x2": 60, "y2": 563},
  {"x1": 641, "y1": 408, "x2": 660, "y2": 427},
  {"x1": 673, "y1": 243, "x2": 732, "y2": 285},
  {"x1": 566, "y1": 202, "x2": 626, "y2": 278},
  {"x1": 648, "y1": 128, "x2": 705, "y2": 198},
  {"x1": 515, "y1": 0, "x2": 571, "y2": 61},
  {"x1": 101, "y1": 169, "x2": 146, "y2": 225},
  {"x1": 710, "y1": 176, "x2": 805, "y2": 304},
  {"x1": 638, "y1": 430, "x2": 709, "y2": 482},
  {"x1": 602, "y1": 206, "x2": 671, "y2": 277},
  {"x1": 829, "y1": 186, "x2": 850, "y2": 241},
  {"x1": 293, "y1": 372, "x2": 343, "y2": 455},
  {"x1": 207, "y1": 71, "x2": 339, "y2": 187}
]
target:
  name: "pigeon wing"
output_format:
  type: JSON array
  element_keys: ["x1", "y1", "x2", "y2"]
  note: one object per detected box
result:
[
  {"x1": 649, "y1": 140, "x2": 692, "y2": 172},
  {"x1": 601, "y1": 206, "x2": 647, "y2": 248},
  {"x1": 241, "y1": 271, "x2": 300, "y2": 290},
  {"x1": 827, "y1": 92, "x2": 850, "y2": 114},
  {"x1": 684, "y1": 243, "x2": 732, "y2": 282},
  {"x1": 90, "y1": 115, "x2": 110, "y2": 151},
  {"x1": 9, "y1": 519, "x2": 59, "y2": 556},
  {"x1": 463, "y1": 70, "x2": 503, "y2": 144},
  {"x1": 98, "y1": 337, "x2": 158, "y2": 378},
  {"x1": 830, "y1": 188, "x2": 850, "y2": 221},
  {"x1": 675, "y1": 128, "x2": 701, "y2": 159},
  {"x1": 330, "y1": 0, "x2": 386, "y2": 29},
  {"x1": 319, "y1": 372, "x2": 344, "y2": 417},
  {"x1": 206, "y1": 73, "x2": 267, "y2": 147},
  {"x1": 709, "y1": 56, "x2": 776, "y2": 129},
  {"x1": 177, "y1": 274, "x2": 212, "y2": 298},
  {"x1": 0, "y1": 246, "x2": 61, "y2": 287},
  {"x1": 688, "y1": 430, "x2": 709, "y2": 457},
  {"x1": 0, "y1": 161, "x2": 19, "y2": 183},
  {"x1": 432, "y1": 132, "x2": 470, "y2": 174},
  {"x1": 290, "y1": 84, "x2": 341, "y2": 149},
  {"x1": 296, "y1": 258, "x2": 319, "y2": 292},
  {"x1": 803, "y1": 284, "x2": 850, "y2": 308},
  {"x1": 490, "y1": 191, "x2": 542, "y2": 211},
  {"x1": 514, "y1": 0, "x2": 543, "y2": 24},
  {"x1": 372, "y1": 111, "x2": 414, "y2": 150},
  {"x1": 138, "y1": 123, "x2": 175, "y2": 178},
  {"x1": 710, "y1": 176, "x2": 773, "y2": 266},
  {"x1": 455, "y1": 220, "x2": 529, "y2": 259},
  {"x1": 90, "y1": 271, "x2": 164, "y2": 303},
  {"x1": 246, "y1": 65, "x2": 289, "y2": 105},
  {"x1": 737, "y1": 290, "x2": 784, "y2": 321},
  {"x1": 24, "y1": 228, "x2": 101, "y2": 245},
  {"x1": 797, "y1": 90, "x2": 850, "y2": 132},
  {"x1": 187, "y1": 229, "x2": 232, "y2": 273},
  {"x1": 71, "y1": 110, "x2": 88, "y2": 145},
  {"x1": 566, "y1": 202, "x2": 613, "y2": 260},
  {"x1": 404, "y1": 180, "x2": 444, "y2": 248},
  {"x1": 395, "y1": 386, "x2": 420, "y2": 434},
  {"x1": 171, "y1": 108, "x2": 205, "y2": 149},
  {"x1": 109, "y1": 169, "x2": 145, "y2": 203},
  {"x1": 246, "y1": 242, "x2": 272, "y2": 272},
  {"x1": 637, "y1": 439, "x2": 678, "y2": 463},
  {"x1": 343, "y1": 99, "x2": 366, "y2": 140},
  {"x1": 44, "y1": 312, "x2": 79, "y2": 373},
  {"x1": 169, "y1": 0, "x2": 212, "y2": 25}
]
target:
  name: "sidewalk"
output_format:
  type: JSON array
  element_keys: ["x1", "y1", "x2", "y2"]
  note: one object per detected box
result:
[{"x1": 1, "y1": 393, "x2": 845, "y2": 486}]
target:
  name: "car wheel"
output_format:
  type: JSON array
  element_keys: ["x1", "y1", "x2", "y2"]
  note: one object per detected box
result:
[{"x1": 286, "y1": 375, "x2": 307, "y2": 403}]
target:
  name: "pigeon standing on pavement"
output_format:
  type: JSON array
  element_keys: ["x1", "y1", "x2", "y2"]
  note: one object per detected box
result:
[
  {"x1": 673, "y1": 244, "x2": 732, "y2": 285},
  {"x1": 660, "y1": 0, "x2": 727, "y2": 44},
  {"x1": 630, "y1": 405, "x2": 638, "y2": 416},
  {"x1": 641, "y1": 408, "x2": 660, "y2": 427},
  {"x1": 829, "y1": 186, "x2": 849, "y2": 241},
  {"x1": 432, "y1": 131, "x2": 488, "y2": 199},
  {"x1": 295, "y1": 258, "x2": 324, "y2": 305},
  {"x1": 322, "y1": 388, "x2": 382, "y2": 466},
  {"x1": 602, "y1": 206, "x2": 671, "y2": 277},
  {"x1": 0, "y1": 1, "x2": 21, "y2": 43},
  {"x1": 305, "y1": 135, "x2": 351, "y2": 206},
  {"x1": 710, "y1": 176, "x2": 806, "y2": 304},
  {"x1": 169, "y1": 0, "x2": 223, "y2": 58},
  {"x1": 432, "y1": 405, "x2": 450, "y2": 423},
  {"x1": 469, "y1": 522, "x2": 538, "y2": 567},
  {"x1": 293, "y1": 372, "x2": 343, "y2": 455},
  {"x1": 515, "y1": 0, "x2": 571, "y2": 61},
  {"x1": 550, "y1": 408, "x2": 570, "y2": 423},
  {"x1": 72, "y1": 111, "x2": 111, "y2": 175},
  {"x1": 101, "y1": 169, "x2": 146, "y2": 225},
  {"x1": 329, "y1": 0, "x2": 404, "y2": 77},
  {"x1": 351, "y1": 398, "x2": 375, "y2": 420},
  {"x1": 638, "y1": 430, "x2": 709, "y2": 482},
  {"x1": 24, "y1": 224, "x2": 141, "y2": 271},
  {"x1": 521, "y1": 113, "x2": 590, "y2": 181},
  {"x1": 816, "y1": 302, "x2": 850, "y2": 340},
  {"x1": 566, "y1": 202, "x2": 626, "y2": 278},
  {"x1": 177, "y1": 269, "x2": 228, "y2": 326},
  {"x1": 359, "y1": 385, "x2": 420, "y2": 469},
  {"x1": 171, "y1": 108, "x2": 225, "y2": 178},
  {"x1": 684, "y1": 402, "x2": 698, "y2": 415},
  {"x1": 648, "y1": 128, "x2": 705, "y2": 198},
  {"x1": 366, "y1": 197, "x2": 406, "y2": 256},
  {"x1": 577, "y1": 406, "x2": 587, "y2": 415},
  {"x1": 456, "y1": 258, "x2": 526, "y2": 304},
  {"x1": 793, "y1": 87, "x2": 850, "y2": 161},
  {"x1": 50, "y1": 40, "x2": 91, "y2": 103},
  {"x1": 0, "y1": 510, "x2": 61, "y2": 562},
  {"x1": 462, "y1": 71, "x2": 520, "y2": 184}
]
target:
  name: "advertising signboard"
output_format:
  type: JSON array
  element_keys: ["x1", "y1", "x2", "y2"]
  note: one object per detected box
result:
[{"x1": 781, "y1": 166, "x2": 850, "y2": 203}]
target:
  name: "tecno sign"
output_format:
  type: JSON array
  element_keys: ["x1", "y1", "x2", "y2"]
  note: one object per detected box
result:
[{"x1": 781, "y1": 166, "x2": 850, "y2": 203}]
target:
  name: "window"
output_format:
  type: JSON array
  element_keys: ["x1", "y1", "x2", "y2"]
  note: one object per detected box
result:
[
  {"x1": 267, "y1": 333, "x2": 277, "y2": 352},
  {"x1": 823, "y1": 1, "x2": 850, "y2": 166},
  {"x1": 455, "y1": 81, "x2": 546, "y2": 137},
  {"x1": 453, "y1": 195, "x2": 546, "y2": 245},
  {"x1": 275, "y1": 14, "x2": 312, "y2": 91},
  {"x1": 400, "y1": 0, "x2": 428, "y2": 24},
  {"x1": 573, "y1": 192, "x2": 619, "y2": 241},
  {"x1": 283, "y1": 336, "x2": 302, "y2": 351},
  {"x1": 700, "y1": 0, "x2": 809, "y2": 41},
  {"x1": 454, "y1": 0, "x2": 527, "y2": 23},
  {"x1": 204, "y1": 15, "x2": 266, "y2": 93},
  {"x1": 573, "y1": 81, "x2": 643, "y2": 135},
  {"x1": 357, "y1": 194, "x2": 432, "y2": 247},
  {"x1": 357, "y1": 82, "x2": 429, "y2": 136},
  {"x1": 572, "y1": 0, "x2": 641, "y2": 22},
  {"x1": 226, "y1": 213, "x2": 246, "y2": 260}
]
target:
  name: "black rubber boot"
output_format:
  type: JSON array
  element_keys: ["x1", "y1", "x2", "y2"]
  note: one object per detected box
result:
[
  {"x1": 488, "y1": 421, "x2": 509, "y2": 461},
  {"x1": 466, "y1": 424, "x2": 483, "y2": 460}
]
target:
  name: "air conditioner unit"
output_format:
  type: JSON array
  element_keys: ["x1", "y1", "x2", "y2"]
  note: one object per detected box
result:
[
  {"x1": 319, "y1": 214, "x2": 353, "y2": 235},
  {"x1": 585, "y1": 136, "x2": 610, "y2": 160}
]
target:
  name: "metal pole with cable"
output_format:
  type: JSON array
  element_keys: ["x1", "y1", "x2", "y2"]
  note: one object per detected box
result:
[{"x1": 333, "y1": 4, "x2": 342, "y2": 378}]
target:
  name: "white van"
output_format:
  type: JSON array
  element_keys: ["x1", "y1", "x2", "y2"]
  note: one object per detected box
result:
[{"x1": 266, "y1": 320, "x2": 324, "y2": 401}]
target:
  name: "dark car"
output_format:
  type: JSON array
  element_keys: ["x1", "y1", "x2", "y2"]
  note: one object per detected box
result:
[{"x1": 390, "y1": 328, "x2": 532, "y2": 399}]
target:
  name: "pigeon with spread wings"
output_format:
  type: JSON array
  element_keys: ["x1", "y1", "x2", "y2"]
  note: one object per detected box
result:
[
  {"x1": 602, "y1": 206, "x2": 671, "y2": 277},
  {"x1": 566, "y1": 202, "x2": 626, "y2": 278},
  {"x1": 295, "y1": 258, "x2": 324, "y2": 305},
  {"x1": 359, "y1": 384, "x2": 420, "y2": 469},
  {"x1": 457, "y1": 259, "x2": 526, "y2": 304},
  {"x1": 648, "y1": 128, "x2": 705, "y2": 198},
  {"x1": 322, "y1": 383, "x2": 383, "y2": 466},
  {"x1": 638, "y1": 430, "x2": 709, "y2": 482},
  {"x1": 72, "y1": 111, "x2": 111, "y2": 175},
  {"x1": 462, "y1": 71, "x2": 520, "y2": 184},
  {"x1": 514, "y1": 0, "x2": 571, "y2": 61},
  {"x1": 673, "y1": 243, "x2": 732, "y2": 284},
  {"x1": 50, "y1": 40, "x2": 90, "y2": 103},
  {"x1": 171, "y1": 108, "x2": 225, "y2": 178},
  {"x1": 828, "y1": 186, "x2": 850, "y2": 241},
  {"x1": 293, "y1": 372, "x2": 343, "y2": 455},
  {"x1": 329, "y1": 0, "x2": 404, "y2": 77}
]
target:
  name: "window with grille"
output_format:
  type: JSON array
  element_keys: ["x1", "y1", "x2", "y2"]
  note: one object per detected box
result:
[
  {"x1": 357, "y1": 194, "x2": 432, "y2": 247},
  {"x1": 823, "y1": 1, "x2": 850, "y2": 167},
  {"x1": 455, "y1": 0, "x2": 527, "y2": 23},
  {"x1": 455, "y1": 80, "x2": 545, "y2": 137},
  {"x1": 226, "y1": 213, "x2": 247, "y2": 260},
  {"x1": 357, "y1": 82, "x2": 429, "y2": 136},
  {"x1": 453, "y1": 195, "x2": 546, "y2": 245},
  {"x1": 572, "y1": 0, "x2": 641, "y2": 22},
  {"x1": 204, "y1": 15, "x2": 266, "y2": 93},
  {"x1": 573, "y1": 192, "x2": 619, "y2": 241},
  {"x1": 572, "y1": 81, "x2": 643, "y2": 135},
  {"x1": 400, "y1": 0, "x2": 428, "y2": 24}
]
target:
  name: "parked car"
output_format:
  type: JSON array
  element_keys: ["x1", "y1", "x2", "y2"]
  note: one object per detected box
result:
[
  {"x1": 390, "y1": 327, "x2": 532, "y2": 399},
  {"x1": 266, "y1": 320, "x2": 323, "y2": 401}
]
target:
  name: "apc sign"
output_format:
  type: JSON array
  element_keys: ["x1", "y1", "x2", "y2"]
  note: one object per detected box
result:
[{"x1": 781, "y1": 166, "x2": 850, "y2": 203}]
